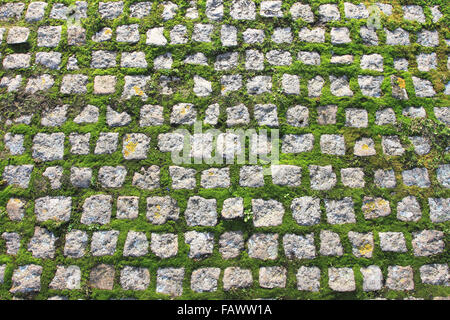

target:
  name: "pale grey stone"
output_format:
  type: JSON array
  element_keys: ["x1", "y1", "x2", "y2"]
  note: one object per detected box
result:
[
  {"x1": 42, "y1": 166, "x2": 63, "y2": 189},
  {"x1": 362, "y1": 196, "x2": 391, "y2": 219},
  {"x1": 2, "y1": 53, "x2": 31, "y2": 69},
  {"x1": 402, "y1": 167, "x2": 430, "y2": 187},
  {"x1": 64, "y1": 230, "x2": 88, "y2": 258},
  {"x1": 98, "y1": 166, "x2": 127, "y2": 188},
  {"x1": 161, "y1": 1, "x2": 178, "y2": 21},
  {"x1": 409, "y1": 136, "x2": 430, "y2": 155},
  {"x1": 4, "y1": 133, "x2": 24, "y2": 155},
  {"x1": 283, "y1": 233, "x2": 315, "y2": 260},
  {"x1": 348, "y1": 231, "x2": 374, "y2": 258},
  {"x1": 297, "y1": 266, "x2": 320, "y2": 292},
  {"x1": 25, "y1": 74, "x2": 54, "y2": 94},
  {"x1": 330, "y1": 54, "x2": 354, "y2": 64},
  {"x1": 98, "y1": 1, "x2": 123, "y2": 19},
  {"x1": 156, "y1": 268, "x2": 184, "y2": 296},
  {"x1": 310, "y1": 165, "x2": 337, "y2": 190},
  {"x1": 49, "y1": 266, "x2": 81, "y2": 290},
  {"x1": 374, "y1": 169, "x2": 396, "y2": 188},
  {"x1": 130, "y1": 2, "x2": 152, "y2": 18},
  {"x1": 94, "y1": 132, "x2": 118, "y2": 154},
  {"x1": 191, "y1": 268, "x2": 220, "y2": 292},
  {"x1": 330, "y1": 27, "x2": 351, "y2": 44},
  {"x1": 318, "y1": 4, "x2": 340, "y2": 22},
  {"x1": 170, "y1": 24, "x2": 188, "y2": 44},
  {"x1": 170, "y1": 103, "x2": 196, "y2": 125},
  {"x1": 121, "y1": 51, "x2": 147, "y2": 68},
  {"x1": 259, "y1": 266, "x2": 286, "y2": 289},
  {"x1": 204, "y1": 103, "x2": 220, "y2": 125},
  {"x1": 185, "y1": 196, "x2": 217, "y2": 226},
  {"x1": 416, "y1": 53, "x2": 437, "y2": 72},
  {"x1": 320, "y1": 134, "x2": 345, "y2": 155},
  {"x1": 221, "y1": 74, "x2": 242, "y2": 94},
  {"x1": 116, "y1": 196, "x2": 139, "y2": 219},
  {"x1": 281, "y1": 134, "x2": 314, "y2": 153},
  {"x1": 37, "y1": 26, "x2": 62, "y2": 47},
  {"x1": 254, "y1": 104, "x2": 278, "y2": 127},
  {"x1": 123, "y1": 231, "x2": 149, "y2": 257},
  {"x1": 206, "y1": 0, "x2": 223, "y2": 20},
  {"x1": 230, "y1": 0, "x2": 256, "y2": 20},
  {"x1": 248, "y1": 233, "x2": 278, "y2": 260},
  {"x1": 361, "y1": 266, "x2": 383, "y2": 291},
  {"x1": 32, "y1": 133, "x2": 64, "y2": 161},
  {"x1": 428, "y1": 198, "x2": 450, "y2": 223},
  {"x1": 223, "y1": 267, "x2": 252, "y2": 290},
  {"x1": 91, "y1": 230, "x2": 119, "y2": 256},
  {"x1": 106, "y1": 106, "x2": 131, "y2": 127},
  {"x1": 158, "y1": 133, "x2": 185, "y2": 152},
  {"x1": 185, "y1": 231, "x2": 214, "y2": 259},
  {"x1": 146, "y1": 196, "x2": 179, "y2": 224},
  {"x1": 437, "y1": 164, "x2": 450, "y2": 188},
  {"x1": 412, "y1": 76, "x2": 435, "y2": 97},
  {"x1": 153, "y1": 52, "x2": 172, "y2": 70},
  {"x1": 60, "y1": 74, "x2": 88, "y2": 94},
  {"x1": 403, "y1": 5, "x2": 425, "y2": 23},
  {"x1": 420, "y1": 264, "x2": 449, "y2": 286},
  {"x1": 215, "y1": 52, "x2": 239, "y2": 71},
  {"x1": 243, "y1": 28, "x2": 264, "y2": 43},
  {"x1": 272, "y1": 27, "x2": 292, "y2": 44},
  {"x1": 325, "y1": 197, "x2": 356, "y2": 224},
  {"x1": 10, "y1": 265, "x2": 42, "y2": 294},
  {"x1": 81, "y1": 194, "x2": 112, "y2": 225},
  {"x1": 239, "y1": 166, "x2": 264, "y2": 187},
  {"x1": 271, "y1": 165, "x2": 301, "y2": 187},
  {"x1": 222, "y1": 198, "x2": 243, "y2": 219},
  {"x1": 120, "y1": 266, "x2": 150, "y2": 290},
  {"x1": 74, "y1": 105, "x2": 99, "y2": 124},
  {"x1": 219, "y1": 231, "x2": 244, "y2": 259},
  {"x1": 132, "y1": 166, "x2": 160, "y2": 190},
  {"x1": 386, "y1": 266, "x2": 414, "y2": 291},
  {"x1": 290, "y1": 3, "x2": 314, "y2": 22},
  {"x1": 328, "y1": 268, "x2": 355, "y2": 292},
  {"x1": 385, "y1": 28, "x2": 410, "y2": 45},
  {"x1": 28, "y1": 227, "x2": 57, "y2": 259},
  {"x1": 2, "y1": 232, "x2": 20, "y2": 255},
  {"x1": 252, "y1": 199, "x2": 284, "y2": 227},
  {"x1": 92, "y1": 27, "x2": 113, "y2": 42},
  {"x1": 417, "y1": 29, "x2": 439, "y2": 47},
  {"x1": 344, "y1": 3, "x2": 368, "y2": 19},
  {"x1": 434, "y1": 107, "x2": 450, "y2": 125},
  {"x1": 379, "y1": 232, "x2": 408, "y2": 252},
  {"x1": 201, "y1": 168, "x2": 230, "y2": 188},
  {"x1": 192, "y1": 24, "x2": 213, "y2": 42},
  {"x1": 341, "y1": 168, "x2": 365, "y2": 188},
  {"x1": 298, "y1": 27, "x2": 325, "y2": 43},
  {"x1": 2, "y1": 165, "x2": 33, "y2": 189},
  {"x1": 7, "y1": 26, "x2": 29, "y2": 44},
  {"x1": 360, "y1": 26, "x2": 378, "y2": 46},
  {"x1": 193, "y1": 75, "x2": 212, "y2": 97},
  {"x1": 245, "y1": 49, "x2": 264, "y2": 71},
  {"x1": 382, "y1": 136, "x2": 405, "y2": 156},
  {"x1": 375, "y1": 108, "x2": 396, "y2": 125},
  {"x1": 354, "y1": 138, "x2": 376, "y2": 156},
  {"x1": 358, "y1": 75, "x2": 383, "y2": 97},
  {"x1": 25, "y1": 2, "x2": 47, "y2": 22},
  {"x1": 330, "y1": 75, "x2": 353, "y2": 96},
  {"x1": 221, "y1": 25, "x2": 237, "y2": 46},
  {"x1": 397, "y1": 196, "x2": 422, "y2": 222},
  {"x1": 394, "y1": 58, "x2": 408, "y2": 71},
  {"x1": 6, "y1": 198, "x2": 26, "y2": 221},
  {"x1": 35, "y1": 196, "x2": 71, "y2": 222},
  {"x1": 402, "y1": 106, "x2": 426, "y2": 118},
  {"x1": 146, "y1": 27, "x2": 167, "y2": 45},
  {"x1": 412, "y1": 230, "x2": 444, "y2": 257},
  {"x1": 291, "y1": 197, "x2": 320, "y2": 226},
  {"x1": 116, "y1": 24, "x2": 139, "y2": 43},
  {"x1": 320, "y1": 230, "x2": 343, "y2": 256}
]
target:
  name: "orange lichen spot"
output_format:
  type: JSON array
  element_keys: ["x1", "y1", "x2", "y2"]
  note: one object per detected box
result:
[
  {"x1": 133, "y1": 86, "x2": 144, "y2": 96},
  {"x1": 397, "y1": 77, "x2": 406, "y2": 89}
]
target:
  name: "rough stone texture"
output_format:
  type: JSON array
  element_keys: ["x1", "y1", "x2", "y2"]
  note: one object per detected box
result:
[
  {"x1": 309, "y1": 165, "x2": 337, "y2": 190},
  {"x1": 325, "y1": 197, "x2": 356, "y2": 224},
  {"x1": 90, "y1": 264, "x2": 115, "y2": 290},
  {"x1": 219, "y1": 231, "x2": 244, "y2": 259},
  {"x1": 35, "y1": 196, "x2": 71, "y2": 222},
  {"x1": 91, "y1": 230, "x2": 119, "y2": 256},
  {"x1": 296, "y1": 266, "x2": 321, "y2": 292},
  {"x1": 123, "y1": 231, "x2": 149, "y2": 257},
  {"x1": 156, "y1": 268, "x2": 184, "y2": 297},
  {"x1": 10, "y1": 265, "x2": 43, "y2": 294},
  {"x1": 252, "y1": 199, "x2": 284, "y2": 227},
  {"x1": 283, "y1": 233, "x2": 315, "y2": 260},
  {"x1": 361, "y1": 266, "x2": 383, "y2": 291},
  {"x1": 191, "y1": 268, "x2": 221, "y2": 292},
  {"x1": 151, "y1": 233, "x2": 178, "y2": 258},
  {"x1": 412, "y1": 230, "x2": 444, "y2": 257},
  {"x1": 419, "y1": 264, "x2": 449, "y2": 286},
  {"x1": 185, "y1": 231, "x2": 214, "y2": 259},
  {"x1": 386, "y1": 266, "x2": 414, "y2": 291},
  {"x1": 259, "y1": 266, "x2": 286, "y2": 288},
  {"x1": 81, "y1": 195, "x2": 112, "y2": 225},
  {"x1": 328, "y1": 268, "x2": 356, "y2": 292},
  {"x1": 428, "y1": 198, "x2": 450, "y2": 223},
  {"x1": 28, "y1": 227, "x2": 57, "y2": 259},
  {"x1": 223, "y1": 267, "x2": 253, "y2": 291},
  {"x1": 64, "y1": 230, "x2": 88, "y2": 258},
  {"x1": 248, "y1": 233, "x2": 279, "y2": 260},
  {"x1": 379, "y1": 232, "x2": 408, "y2": 252},
  {"x1": 320, "y1": 230, "x2": 343, "y2": 256},
  {"x1": 185, "y1": 196, "x2": 217, "y2": 226},
  {"x1": 49, "y1": 266, "x2": 81, "y2": 290},
  {"x1": 146, "y1": 196, "x2": 180, "y2": 224},
  {"x1": 120, "y1": 266, "x2": 150, "y2": 290}
]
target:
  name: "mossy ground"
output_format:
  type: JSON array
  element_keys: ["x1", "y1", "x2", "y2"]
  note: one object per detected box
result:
[{"x1": 0, "y1": 0, "x2": 449, "y2": 300}]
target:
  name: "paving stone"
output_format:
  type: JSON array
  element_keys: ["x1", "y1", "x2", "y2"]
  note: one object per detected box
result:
[
  {"x1": 248, "y1": 233, "x2": 278, "y2": 260},
  {"x1": 282, "y1": 134, "x2": 314, "y2": 154},
  {"x1": 290, "y1": 3, "x2": 314, "y2": 22},
  {"x1": 35, "y1": 196, "x2": 71, "y2": 222},
  {"x1": 243, "y1": 28, "x2": 264, "y2": 43},
  {"x1": 281, "y1": 74, "x2": 300, "y2": 95},
  {"x1": 402, "y1": 106, "x2": 426, "y2": 119},
  {"x1": 309, "y1": 165, "x2": 337, "y2": 191},
  {"x1": 206, "y1": 0, "x2": 223, "y2": 20},
  {"x1": 185, "y1": 231, "x2": 214, "y2": 259},
  {"x1": 220, "y1": 197, "x2": 243, "y2": 219},
  {"x1": 170, "y1": 103, "x2": 196, "y2": 125},
  {"x1": 146, "y1": 196, "x2": 179, "y2": 225},
  {"x1": 403, "y1": 5, "x2": 425, "y2": 23},
  {"x1": 2, "y1": 232, "x2": 20, "y2": 255},
  {"x1": 416, "y1": 53, "x2": 437, "y2": 72},
  {"x1": 354, "y1": 137, "x2": 376, "y2": 157},
  {"x1": 192, "y1": 24, "x2": 213, "y2": 42},
  {"x1": 239, "y1": 166, "x2": 264, "y2": 187},
  {"x1": 193, "y1": 75, "x2": 212, "y2": 97},
  {"x1": 146, "y1": 27, "x2": 167, "y2": 45},
  {"x1": 42, "y1": 166, "x2": 62, "y2": 189},
  {"x1": 320, "y1": 134, "x2": 345, "y2": 155},
  {"x1": 154, "y1": 52, "x2": 173, "y2": 70},
  {"x1": 2, "y1": 165, "x2": 33, "y2": 188},
  {"x1": 362, "y1": 196, "x2": 391, "y2": 219},
  {"x1": 223, "y1": 267, "x2": 252, "y2": 290},
  {"x1": 412, "y1": 76, "x2": 435, "y2": 97},
  {"x1": 10, "y1": 265, "x2": 42, "y2": 294},
  {"x1": 259, "y1": 266, "x2": 286, "y2": 289},
  {"x1": 385, "y1": 28, "x2": 410, "y2": 45},
  {"x1": 158, "y1": 133, "x2": 185, "y2": 152},
  {"x1": 394, "y1": 58, "x2": 408, "y2": 71},
  {"x1": 320, "y1": 230, "x2": 343, "y2": 256},
  {"x1": 291, "y1": 196, "x2": 321, "y2": 226},
  {"x1": 219, "y1": 231, "x2": 244, "y2": 259},
  {"x1": 296, "y1": 266, "x2": 320, "y2": 292},
  {"x1": 402, "y1": 167, "x2": 430, "y2": 188},
  {"x1": 132, "y1": 166, "x2": 160, "y2": 190},
  {"x1": 191, "y1": 268, "x2": 221, "y2": 293},
  {"x1": 94, "y1": 132, "x2": 118, "y2": 154},
  {"x1": 0, "y1": 75, "x2": 22, "y2": 92},
  {"x1": 60, "y1": 74, "x2": 88, "y2": 94},
  {"x1": 376, "y1": 108, "x2": 396, "y2": 125},
  {"x1": 0, "y1": 265, "x2": 5, "y2": 283},
  {"x1": 428, "y1": 198, "x2": 450, "y2": 223},
  {"x1": 37, "y1": 26, "x2": 62, "y2": 47},
  {"x1": 348, "y1": 231, "x2": 374, "y2": 258},
  {"x1": 360, "y1": 26, "x2": 378, "y2": 46},
  {"x1": 221, "y1": 74, "x2": 242, "y2": 94},
  {"x1": 156, "y1": 268, "x2": 184, "y2": 296},
  {"x1": 221, "y1": 24, "x2": 237, "y2": 46},
  {"x1": 434, "y1": 107, "x2": 450, "y2": 125},
  {"x1": 123, "y1": 231, "x2": 148, "y2": 257},
  {"x1": 74, "y1": 105, "x2": 99, "y2": 124},
  {"x1": 374, "y1": 169, "x2": 396, "y2": 188},
  {"x1": 99, "y1": 1, "x2": 123, "y2": 19},
  {"x1": 271, "y1": 165, "x2": 301, "y2": 187},
  {"x1": 341, "y1": 168, "x2": 365, "y2": 188},
  {"x1": 419, "y1": 264, "x2": 449, "y2": 286},
  {"x1": 252, "y1": 199, "x2": 284, "y2": 227},
  {"x1": 318, "y1": 4, "x2": 340, "y2": 22},
  {"x1": 386, "y1": 266, "x2": 414, "y2": 291},
  {"x1": 25, "y1": 2, "x2": 47, "y2": 22},
  {"x1": 98, "y1": 166, "x2": 127, "y2": 188},
  {"x1": 283, "y1": 233, "x2": 315, "y2": 260},
  {"x1": 3, "y1": 53, "x2": 31, "y2": 69},
  {"x1": 6, "y1": 198, "x2": 26, "y2": 221},
  {"x1": 330, "y1": 75, "x2": 353, "y2": 96},
  {"x1": 379, "y1": 232, "x2": 408, "y2": 252},
  {"x1": 230, "y1": 0, "x2": 256, "y2": 20},
  {"x1": 382, "y1": 136, "x2": 405, "y2": 156},
  {"x1": 4, "y1": 133, "x2": 24, "y2": 155},
  {"x1": 161, "y1": 1, "x2": 178, "y2": 21},
  {"x1": 361, "y1": 265, "x2": 383, "y2": 291},
  {"x1": 120, "y1": 266, "x2": 150, "y2": 290},
  {"x1": 201, "y1": 168, "x2": 230, "y2": 188},
  {"x1": 185, "y1": 196, "x2": 217, "y2": 226},
  {"x1": 64, "y1": 230, "x2": 88, "y2": 258},
  {"x1": 91, "y1": 230, "x2": 119, "y2": 256},
  {"x1": 307, "y1": 75, "x2": 324, "y2": 97},
  {"x1": 50, "y1": 266, "x2": 81, "y2": 290},
  {"x1": 397, "y1": 196, "x2": 422, "y2": 222},
  {"x1": 170, "y1": 24, "x2": 188, "y2": 44},
  {"x1": 412, "y1": 230, "x2": 444, "y2": 257},
  {"x1": 226, "y1": 104, "x2": 249, "y2": 126},
  {"x1": 81, "y1": 194, "x2": 112, "y2": 225},
  {"x1": 6, "y1": 26, "x2": 29, "y2": 44},
  {"x1": 106, "y1": 106, "x2": 131, "y2": 127},
  {"x1": 417, "y1": 30, "x2": 439, "y2": 47},
  {"x1": 391, "y1": 76, "x2": 409, "y2": 100},
  {"x1": 330, "y1": 54, "x2": 353, "y2": 64},
  {"x1": 204, "y1": 103, "x2": 220, "y2": 125},
  {"x1": 28, "y1": 226, "x2": 57, "y2": 259},
  {"x1": 344, "y1": 3, "x2": 368, "y2": 19},
  {"x1": 328, "y1": 268, "x2": 355, "y2": 292},
  {"x1": 331, "y1": 27, "x2": 351, "y2": 44},
  {"x1": 358, "y1": 75, "x2": 383, "y2": 97},
  {"x1": 130, "y1": 2, "x2": 152, "y2": 18},
  {"x1": 325, "y1": 197, "x2": 356, "y2": 224},
  {"x1": 90, "y1": 264, "x2": 115, "y2": 290},
  {"x1": 430, "y1": 6, "x2": 443, "y2": 23}
]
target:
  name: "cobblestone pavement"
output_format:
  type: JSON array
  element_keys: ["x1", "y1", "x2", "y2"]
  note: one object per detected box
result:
[{"x1": 0, "y1": 1, "x2": 449, "y2": 300}]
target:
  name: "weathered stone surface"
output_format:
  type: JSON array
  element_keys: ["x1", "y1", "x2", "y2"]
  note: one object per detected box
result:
[
  {"x1": 185, "y1": 231, "x2": 214, "y2": 259},
  {"x1": 2, "y1": 232, "x2": 20, "y2": 255},
  {"x1": 64, "y1": 230, "x2": 88, "y2": 258},
  {"x1": 379, "y1": 232, "x2": 408, "y2": 252},
  {"x1": 348, "y1": 231, "x2": 374, "y2": 258},
  {"x1": 191, "y1": 268, "x2": 221, "y2": 292},
  {"x1": 35, "y1": 196, "x2": 71, "y2": 222},
  {"x1": 320, "y1": 230, "x2": 343, "y2": 256},
  {"x1": 28, "y1": 227, "x2": 57, "y2": 259},
  {"x1": 259, "y1": 266, "x2": 286, "y2": 289},
  {"x1": 120, "y1": 266, "x2": 150, "y2": 290},
  {"x1": 3, "y1": 165, "x2": 33, "y2": 188},
  {"x1": 10, "y1": 265, "x2": 42, "y2": 294},
  {"x1": 219, "y1": 231, "x2": 244, "y2": 259},
  {"x1": 248, "y1": 233, "x2": 278, "y2": 260},
  {"x1": 98, "y1": 166, "x2": 127, "y2": 188},
  {"x1": 412, "y1": 230, "x2": 444, "y2": 257},
  {"x1": 328, "y1": 268, "x2": 355, "y2": 292},
  {"x1": 283, "y1": 233, "x2": 315, "y2": 260},
  {"x1": 309, "y1": 165, "x2": 337, "y2": 190},
  {"x1": 50, "y1": 266, "x2": 81, "y2": 290},
  {"x1": 90, "y1": 264, "x2": 115, "y2": 290},
  {"x1": 402, "y1": 168, "x2": 430, "y2": 188},
  {"x1": 361, "y1": 266, "x2": 383, "y2": 291},
  {"x1": 386, "y1": 266, "x2": 414, "y2": 291},
  {"x1": 91, "y1": 230, "x2": 119, "y2": 256},
  {"x1": 123, "y1": 231, "x2": 149, "y2": 257},
  {"x1": 185, "y1": 196, "x2": 217, "y2": 226},
  {"x1": 146, "y1": 196, "x2": 180, "y2": 224},
  {"x1": 81, "y1": 195, "x2": 112, "y2": 225},
  {"x1": 223, "y1": 267, "x2": 252, "y2": 290},
  {"x1": 296, "y1": 266, "x2": 321, "y2": 292},
  {"x1": 325, "y1": 197, "x2": 356, "y2": 224},
  {"x1": 252, "y1": 199, "x2": 284, "y2": 227},
  {"x1": 156, "y1": 268, "x2": 184, "y2": 296},
  {"x1": 428, "y1": 198, "x2": 450, "y2": 223},
  {"x1": 419, "y1": 264, "x2": 449, "y2": 286}
]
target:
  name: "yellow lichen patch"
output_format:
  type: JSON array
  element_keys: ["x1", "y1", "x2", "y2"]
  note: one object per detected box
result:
[
  {"x1": 153, "y1": 204, "x2": 161, "y2": 219},
  {"x1": 104, "y1": 28, "x2": 112, "y2": 35},
  {"x1": 359, "y1": 243, "x2": 373, "y2": 256},
  {"x1": 133, "y1": 86, "x2": 144, "y2": 96},
  {"x1": 397, "y1": 77, "x2": 406, "y2": 89},
  {"x1": 361, "y1": 144, "x2": 369, "y2": 150},
  {"x1": 208, "y1": 171, "x2": 215, "y2": 176},
  {"x1": 179, "y1": 105, "x2": 189, "y2": 115},
  {"x1": 123, "y1": 139, "x2": 138, "y2": 157}
]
